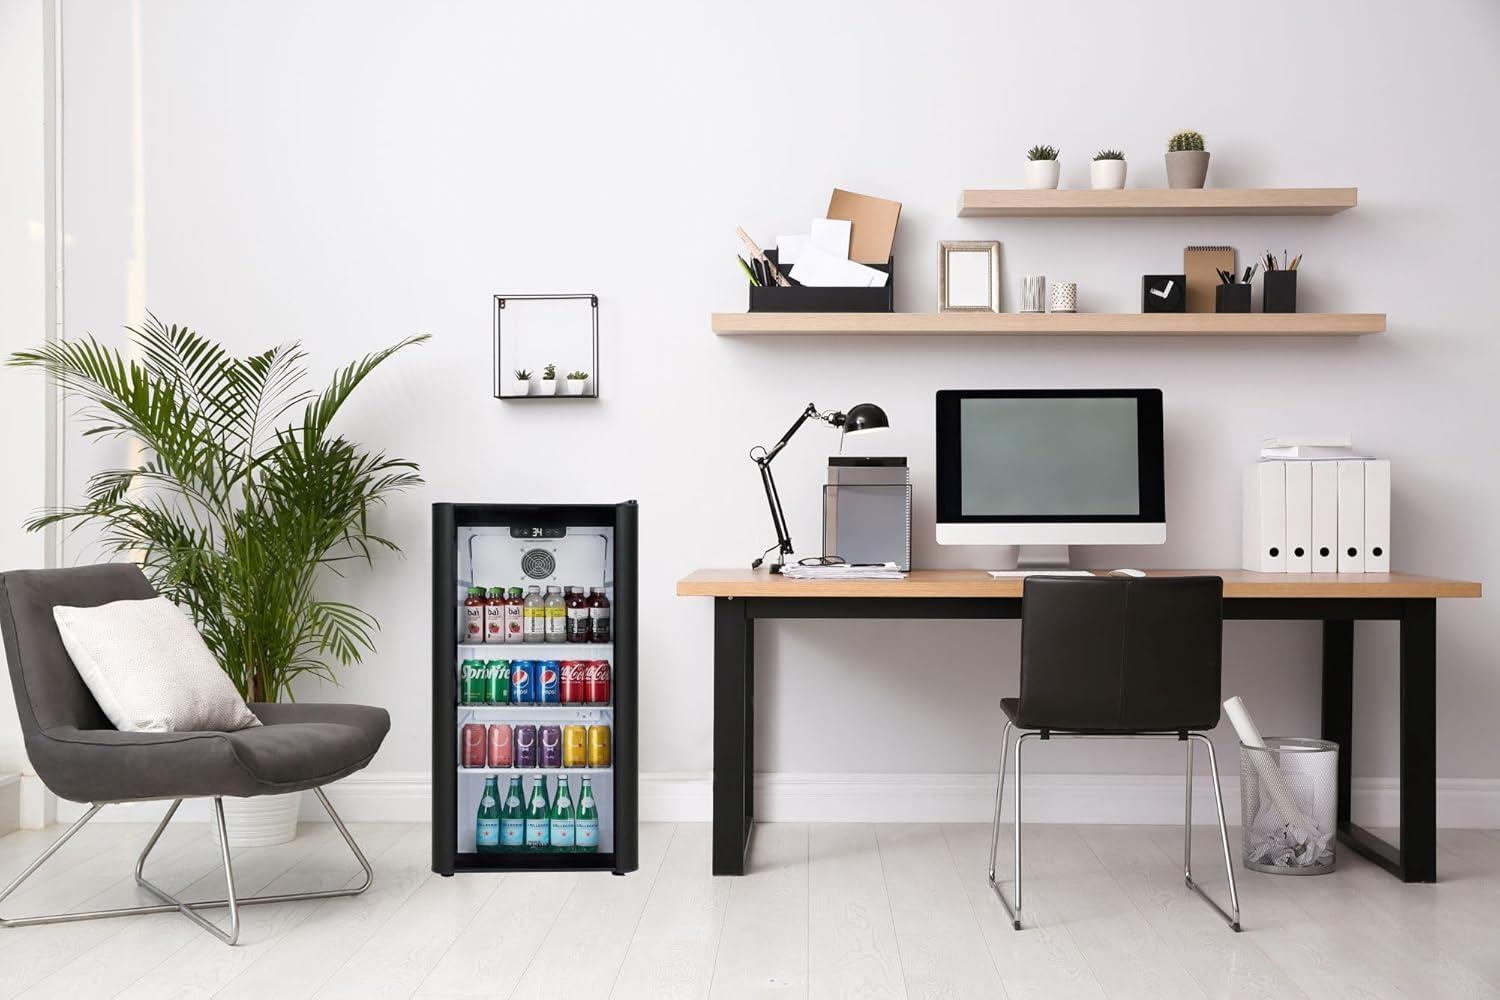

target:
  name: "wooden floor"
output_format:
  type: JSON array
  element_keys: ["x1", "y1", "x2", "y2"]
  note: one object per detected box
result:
[{"x1": 1, "y1": 820, "x2": 1498, "y2": 999}]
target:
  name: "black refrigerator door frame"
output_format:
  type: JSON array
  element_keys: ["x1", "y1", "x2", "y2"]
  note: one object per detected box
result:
[{"x1": 432, "y1": 501, "x2": 639, "y2": 876}]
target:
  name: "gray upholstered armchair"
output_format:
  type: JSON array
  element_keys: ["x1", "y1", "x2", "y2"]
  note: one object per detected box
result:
[{"x1": 0, "y1": 563, "x2": 391, "y2": 945}]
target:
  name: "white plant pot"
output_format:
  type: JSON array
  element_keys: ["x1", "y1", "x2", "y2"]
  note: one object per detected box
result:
[
  {"x1": 535, "y1": 379, "x2": 557, "y2": 396},
  {"x1": 507, "y1": 378, "x2": 531, "y2": 397},
  {"x1": 212, "y1": 792, "x2": 301, "y2": 848},
  {"x1": 1025, "y1": 160, "x2": 1061, "y2": 190},
  {"x1": 565, "y1": 378, "x2": 589, "y2": 396},
  {"x1": 1090, "y1": 160, "x2": 1127, "y2": 189}
]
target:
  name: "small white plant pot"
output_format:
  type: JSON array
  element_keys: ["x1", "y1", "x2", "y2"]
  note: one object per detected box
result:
[
  {"x1": 565, "y1": 378, "x2": 589, "y2": 396},
  {"x1": 535, "y1": 379, "x2": 557, "y2": 396},
  {"x1": 212, "y1": 791, "x2": 301, "y2": 848},
  {"x1": 1090, "y1": 160, "x2": 1127, "y2": 190},
  {"x1": 507, "y1": 378, "x2": 531, "y2": 397},
  {"x1": 1024, "y1": 160, "x2": 1060, "y2": 190}
]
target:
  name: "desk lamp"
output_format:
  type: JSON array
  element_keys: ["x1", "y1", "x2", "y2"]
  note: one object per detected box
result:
[{"x1": 750, "y1": 402, "x2": 889, "y2": 573}]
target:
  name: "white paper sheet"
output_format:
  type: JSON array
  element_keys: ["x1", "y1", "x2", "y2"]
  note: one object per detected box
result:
[
  {"x1": 809, "y1": 218, "x2": 852, "y2": 259},
  {"x1": 776, "y1": 234, "x2": 810, "y2": 265},
  {"x1": 788, "y1": 244, "x2": 888, "y2": 288}
]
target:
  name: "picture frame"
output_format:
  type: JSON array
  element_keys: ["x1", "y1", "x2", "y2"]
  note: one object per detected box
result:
[{"x1": 938, "y1": 241, "x2": 1002, "y2": 312}]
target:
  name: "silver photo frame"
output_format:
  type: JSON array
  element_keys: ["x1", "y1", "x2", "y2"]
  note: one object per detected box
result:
[{"x1": 938, "y1": 241, "x2": 1002, "y2": 312}]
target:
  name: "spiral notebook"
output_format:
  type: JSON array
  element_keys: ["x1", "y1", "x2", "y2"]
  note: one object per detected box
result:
[{"x1": 1185, "y1": 245, "x2": 1236, "y2": 313}]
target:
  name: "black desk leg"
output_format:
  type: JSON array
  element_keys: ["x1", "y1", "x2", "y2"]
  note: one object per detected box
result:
[
  {"x1": 1398, "y1": 599, "x2": 1438, "y2": 882},
  {"x1": 1321, "y1": 619, "x2": 1354, "y2": 825},
  {"x1": 713, "y1": 597, "x2": 753, "y2": 875}
]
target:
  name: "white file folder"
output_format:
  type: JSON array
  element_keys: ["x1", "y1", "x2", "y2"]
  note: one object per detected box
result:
[
  {"x1": 1243, "y1": 462, "x2": 1287, "y2": 572},
  {"x1": 1284, "y1": 461, "x2": 1313, "y2": 573},
  {"x1": 1363, "y1": 459, "x2": 1391, "y2": 572},
  {"x1": 1337, "y1": 460, "x2": 1366, "y2": 573},
  {"x1": 1311, "y1": 461, "x2": 1339, "y2": 573}
]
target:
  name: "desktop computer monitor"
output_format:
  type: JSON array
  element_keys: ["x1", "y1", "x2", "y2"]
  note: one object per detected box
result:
[{"x1": 935, "y1": 389, "x2": 1165, "y2": 560}]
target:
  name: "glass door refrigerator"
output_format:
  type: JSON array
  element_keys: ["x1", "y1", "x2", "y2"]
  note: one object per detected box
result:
[{"x1": 432, "y1": 502, "x2": 637, "y2": 875}]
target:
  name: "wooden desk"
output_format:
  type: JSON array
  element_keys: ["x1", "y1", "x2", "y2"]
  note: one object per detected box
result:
[{"x1": 677, "y1": 569, "x2": 1481, "y2": 880}]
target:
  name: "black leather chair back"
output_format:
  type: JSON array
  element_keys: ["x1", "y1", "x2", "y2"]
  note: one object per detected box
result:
[{"x1": 1018, "y1": 575, "x2": 1224, "y2": 732}]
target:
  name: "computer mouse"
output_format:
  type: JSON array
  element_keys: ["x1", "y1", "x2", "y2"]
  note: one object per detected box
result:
[{"x1": 1110, "y1": 568, "x2": 1147, "y2": 578}]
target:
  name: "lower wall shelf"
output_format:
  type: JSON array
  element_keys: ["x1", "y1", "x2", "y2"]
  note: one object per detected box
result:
[{"x1": 710, "y1": 312, "x2": 1386, "y2": 337}]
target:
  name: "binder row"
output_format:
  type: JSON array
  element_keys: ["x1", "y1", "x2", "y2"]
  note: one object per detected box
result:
[{"x1": 1243, "y1": 460, "x2": 1390, "y2": 573}]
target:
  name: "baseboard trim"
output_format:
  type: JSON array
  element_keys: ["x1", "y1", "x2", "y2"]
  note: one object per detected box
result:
[{"x1": 54, "y1": 770, "x2": 1500, "y2": 829}]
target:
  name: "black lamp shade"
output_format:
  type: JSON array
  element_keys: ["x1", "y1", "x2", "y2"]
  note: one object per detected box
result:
[{"x1": 842, "y1": 403, "x2": 889, "y2": 435}]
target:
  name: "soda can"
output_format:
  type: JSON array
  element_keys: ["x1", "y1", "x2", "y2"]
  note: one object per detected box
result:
[
  {"x1": 487, "y1": 723, "x2": 513, "y2": 768},
  {"x1": 486, "y1": 660, "x2": 512, "y2": 704},
  {"x1": 560, "y1": 661, "x2": 587, "y2": 704},
  {"x1": 513, "y1": 724, "x2": 537, "y2": 768},
  {"x1": 536, "y1": 661, "x2": 560, "y2": 704},
  {"x1": 585, "y1": 660, "x2": 611, "y2": 706},
  {"x1": 509, "y1": 661, "x2": 533, "y2": 704},
  {"x1": 460, "y1": 660, "x2": 487, "y2": 705},
  {"x1": 460, "y1": 723, "x2": 486, "y2": 768},
  {"x1": 562, "y1": 725, "x2": 588, "y2": 768},
  {"x1": 587, "y1": 724, "x2": 612, "y2": 768},
  {"x1": 539, "y1": 725, "x2": 563, "y2": 768}
]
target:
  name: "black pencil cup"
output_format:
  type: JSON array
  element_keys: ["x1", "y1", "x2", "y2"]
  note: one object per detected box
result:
[
  {"x1": 748, "y1": 250, "x2": 895, "y2": 313},
  {"x1": 1263, "y1": 270, "x2": 1297, "y2": 313},
  {"x1": 1215, "y1": 284, "x2": 1252, "y2": 313}
]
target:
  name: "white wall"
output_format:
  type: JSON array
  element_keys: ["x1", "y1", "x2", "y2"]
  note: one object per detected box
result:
[{"x1": 18, "y1": 0, "x2": 1500, "y2": 821}]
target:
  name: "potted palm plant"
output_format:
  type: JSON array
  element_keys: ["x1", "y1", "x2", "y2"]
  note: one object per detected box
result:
[
  {"x1": 1166, "y1": 129, "x2": 1210, "y2": 188},
  {"x1": 1025, "y1": 145, "x2": 1061, "y2": 189},
  {"x1": 535, "y1": 362, "x2": 558, "y2": 396},
  {"x1": 1091, "y1": 149, "x2": 1127, "y2": 189},
  {"x1": 9, "y1": 317, "x2": 426, "y2": 846}
]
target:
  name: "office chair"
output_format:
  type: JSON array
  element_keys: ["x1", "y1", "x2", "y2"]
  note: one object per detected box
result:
[{"x1": 988, "y1": 575, "x2": 1240, "y2": 931}]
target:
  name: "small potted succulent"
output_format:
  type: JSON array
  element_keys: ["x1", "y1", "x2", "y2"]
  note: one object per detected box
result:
[
  {"x1": 1165, "y1": 129, "x2": 1209, "y2": 189},
  {"x1": 508, "y1": 367, "x2": 533, "y2": 397},
  {"x1": 1091, "y1": 149, "x2": 1126, "y2": 190},
  {"x1": 565, "y1": 369, "x2": 590, "y2": 396},
  {"x1": 535, "y1": 362, "x2": 558, "y2": 396},
  {"x1": 1024, "y1": 145, "x2": 1060, "y2": 190}
]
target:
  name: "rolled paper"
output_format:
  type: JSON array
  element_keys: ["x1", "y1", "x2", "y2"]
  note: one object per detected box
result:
[{"x1": 1223, "y1": 696, "x2": 1328, "y2": 852}]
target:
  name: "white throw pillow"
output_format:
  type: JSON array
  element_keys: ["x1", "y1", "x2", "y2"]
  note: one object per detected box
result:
[{"x1": 52, "y1": 596, "x2": 261, "y2": 733}]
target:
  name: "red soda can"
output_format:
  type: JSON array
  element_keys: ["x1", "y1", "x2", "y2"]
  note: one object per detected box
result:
[
  {"x1": 585, "y1": 660, "x2": 611, "y2": 705},
  {"x1": 460, "y1": 723, "x2": 486, "y2": 768},
  {"x1": 487, "y1": 723, "x2": 513, "y2": 768},
  {"x1": 560, "y1": 661, "x2": 587, "y2": 704}
]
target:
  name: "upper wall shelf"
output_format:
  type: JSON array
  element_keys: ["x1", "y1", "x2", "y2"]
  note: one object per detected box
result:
[
  {"x1": 711, "y1": 313, "x2": 1385, "y2": 337},
  {"x1": 956, "y1": 187, "x2": 1358, "y2": 218}
]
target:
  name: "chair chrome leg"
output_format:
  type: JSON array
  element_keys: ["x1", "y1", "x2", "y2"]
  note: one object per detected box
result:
[
  {"x1": 1183, "y1": 734, "x2": 1242, "y2": 932},
  {"x1": 1, "y1": 787, "x2": 374, "y2": 945},
  {"x1": 988, "y1": 728, "x2": 1028, "y2": 931},
  {"x1": 1183, "y1": 737, "x2": 1194, "y2": 882},
  {"x1": 987, "y1": 720, "x2": 1013, "y2": 883}
]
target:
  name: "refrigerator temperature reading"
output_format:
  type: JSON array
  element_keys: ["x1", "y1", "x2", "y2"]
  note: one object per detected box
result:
[{"x1": 509, "y1": 526, "x2": 567, "y2": 539}]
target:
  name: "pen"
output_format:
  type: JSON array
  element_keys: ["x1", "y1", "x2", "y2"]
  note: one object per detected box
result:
[{"x1": 738, "y1": 255, "x2": 761, "y2": 287}]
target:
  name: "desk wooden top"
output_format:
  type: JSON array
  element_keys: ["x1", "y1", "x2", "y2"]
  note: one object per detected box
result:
[{"x1": 677, "y1": 569, "x2": 1482, "y2": 600}]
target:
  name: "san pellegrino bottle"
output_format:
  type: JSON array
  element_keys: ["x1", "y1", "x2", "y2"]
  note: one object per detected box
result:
[
  {"x1": 549, "y1": 775, "x2": 576, "y2": 849},
  {"x1": 499, "y1": 775, "x2": 525, "y2": 849},
  {"x1": 475, "y1": 776, "x2": 501, "y2": 852},
  {"x1": 575, "y1": 776, "x2": 599, "y2": 851},
  {"x1": 524, "y1": 774, "x2": 550, "y2": 849}
]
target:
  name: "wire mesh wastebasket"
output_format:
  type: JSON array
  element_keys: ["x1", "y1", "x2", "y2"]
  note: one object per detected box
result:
[{"x1": 1240, "y1": 737, "x2": 1338, "y2": 875}]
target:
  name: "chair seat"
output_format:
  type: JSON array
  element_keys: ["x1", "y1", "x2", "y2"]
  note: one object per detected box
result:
[{"x1": 999, "y1": 696, "x2": 1211, "y2": 735}]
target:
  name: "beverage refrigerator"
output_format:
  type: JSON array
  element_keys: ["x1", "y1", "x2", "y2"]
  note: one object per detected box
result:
[{"x1": 432, "y1": 502, "x2": 637, "y2": 875}]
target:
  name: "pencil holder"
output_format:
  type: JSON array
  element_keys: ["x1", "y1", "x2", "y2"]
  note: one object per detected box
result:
[
  {"x1": 1215, "y1": 284, "x2": 1251, "y2": 313},
  {"x1": 1019, "y1": 275, "x2": 1046, "y2": 313},
  {"x1": 1263, "y1": 270, "x2": 1297, "y2": 313},
  {"x1": 748, "y1": 250, "x2": 895, "y2": 313},
  {"x1": 1049, "y1": 282, "x2": 1077, "y2": 313}
]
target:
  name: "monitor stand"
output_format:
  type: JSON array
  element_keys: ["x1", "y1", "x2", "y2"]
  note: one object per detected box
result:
[{"x1": 986, "y1": 545, "x2": 1093, "y2": 578}]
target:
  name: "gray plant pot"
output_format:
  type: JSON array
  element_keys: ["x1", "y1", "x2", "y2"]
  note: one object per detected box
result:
[{"x1": 1165, "y1": 150, "x2": 1210, "y2": 189}]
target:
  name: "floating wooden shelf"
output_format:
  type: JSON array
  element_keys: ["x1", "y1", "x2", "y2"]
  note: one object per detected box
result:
[
  {"x1": 711, "y1": 312, "x2": 1385, "y2": 337},
  {"x1": 957, "y1": 187, "x2": 1358, "y2": 218}
]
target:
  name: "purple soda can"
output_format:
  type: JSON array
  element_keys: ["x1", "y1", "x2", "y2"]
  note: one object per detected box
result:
[
  {"x1": 514, "y1": 724, "x2": 538, "y2": 768},
  {"x1": 536, "y1": 661, "x2": 560, "y2": 704},
  {"x1": 539, "y1": 724, "x2": 563, "y2": 768},
  {"x1": 509, "y1": 661, "x2": 534, "y2": 704}
]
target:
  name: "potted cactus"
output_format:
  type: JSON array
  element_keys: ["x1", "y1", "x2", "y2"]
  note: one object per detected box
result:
[
  {"x1": 508, "y1": 367, "x2": 533, "y2": 397},
  {"x1": 565, "y1": 369, "x2": 590, "y2": 396},
  {"x1": 1091, "y1": 149, "x2": 1127, "y2": 190},
  {"x1": 535, "y1": 362, "x2": 558, "y2": 396},
  {"x1": 1165, "y1": 130, "x2": 1209, "y2": 189},
  {"x1": 1024, "y1": 145, "x2": 1060, "y2": 190}
]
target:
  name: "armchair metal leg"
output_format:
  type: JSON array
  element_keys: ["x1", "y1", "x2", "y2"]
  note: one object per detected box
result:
[
  {"x1": 0, "y1": 786, "x2": 373, "y2": 946},
  {"x1": 1183, "y1": 733, "x2": 1241, "y2": 932}
]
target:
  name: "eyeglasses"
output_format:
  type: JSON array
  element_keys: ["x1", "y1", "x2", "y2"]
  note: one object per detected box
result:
[{"x1": 797, "y1": 556, "x2": 847, "y2": 567}]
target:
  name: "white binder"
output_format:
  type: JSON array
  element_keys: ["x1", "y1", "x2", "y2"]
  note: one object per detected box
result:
[
  {"x1": 1284, "y1": 461, "x2": 1313, "y2": 573},
  {"x1": 1337, "y1": 460, "x2": 1366, "y2": 573},
  {"x1": 1311, "y1": 461, "x2": 1339, "y2": 573},
  {"x1": 1363, "y1": 459, "x2": 1391, "y2": 572},
  {"x1": 1243, "y1": 462, "x2": 1287, "y2": 572}
]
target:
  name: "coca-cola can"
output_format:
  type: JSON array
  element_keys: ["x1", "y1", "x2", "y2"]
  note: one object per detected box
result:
[
  {"x1": 539, "y1": 725, "x2": 563, "y2": 768},
  {"x1": 487, "y1": 723, "x2": 513, "y2": 768},
  {"x1": 585, "y1": 660, "x2": 611, "y2": 705},
  {"x1": 514, "y1": 724, "x2": 538, "y2": 768},
  {"x1": 560, "y1": 661, "x2": 587, "y2": 704},
  {"x1": 460, "y1": 723, "x2": 486, "y2": 768}
]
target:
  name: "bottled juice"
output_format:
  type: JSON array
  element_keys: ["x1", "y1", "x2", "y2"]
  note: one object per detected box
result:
[
  {"x1": 544, "y1": 586, "x2": 567, "y2": 643},
  {"x1": 463, "y1": 586, "x2": 486, "y2": 644},
  {"x1": 522, "y1": 585, "x2": 545, "y2": 642},
  {"x1": 483, "y1": 587, "x2": 506, "y2": 644},
  {"x1": 587, "y1": 588, "x2": 611, "y2": 643},
  {"x1": 565, "y1": 587, "x2": 591, "y2": 643},
  {"x1": 503, "y1": 586, "x2": 525, "y2": 643}
]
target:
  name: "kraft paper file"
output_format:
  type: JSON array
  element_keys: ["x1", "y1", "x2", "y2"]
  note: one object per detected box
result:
[{"x1": 1185, "y1": 245, "x2": 1235, "y2": 313}]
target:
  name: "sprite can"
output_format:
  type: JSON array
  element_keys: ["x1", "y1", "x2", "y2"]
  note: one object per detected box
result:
[
  {"x1": 460, "y1": 659, "x2": 487, "y2": 705},
  {"x1": 486, "y1": 660, "x2": 512, "y2": 705}
]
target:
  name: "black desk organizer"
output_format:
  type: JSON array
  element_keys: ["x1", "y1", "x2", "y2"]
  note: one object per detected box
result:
[{"x1": 749, "y1": 250, "x2": 894, "y2": 312}]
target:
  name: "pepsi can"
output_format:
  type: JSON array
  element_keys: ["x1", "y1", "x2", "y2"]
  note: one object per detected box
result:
[
  {"x1": 509, "y1": 661, "x2": 533, "y2": 704},
  {"x1": 536, "y1": 661, "x2": 560, "y2": 704},
  {"x1": 514, "y1": 724, "x2": 537, "y2": 768}
]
